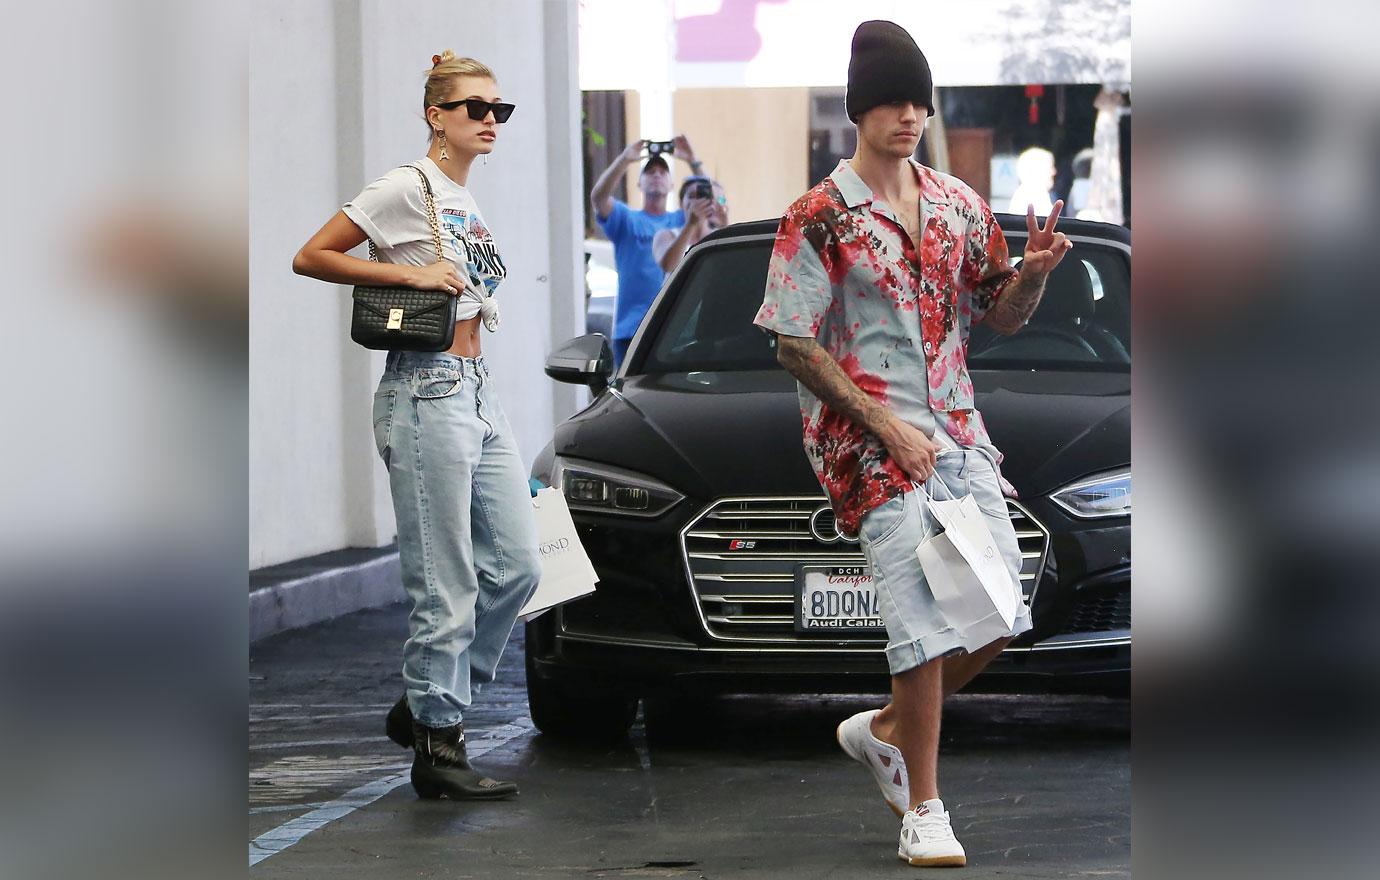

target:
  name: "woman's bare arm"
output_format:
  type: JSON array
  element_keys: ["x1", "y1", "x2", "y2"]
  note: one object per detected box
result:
[{"x1": 293, "y1": 211, "x2": 425, "y2": 288}]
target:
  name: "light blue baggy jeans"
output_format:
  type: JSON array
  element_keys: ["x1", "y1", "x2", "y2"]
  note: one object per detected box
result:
[{"x1": 372, "y1": 350, "x2": 541, "y2": 728}]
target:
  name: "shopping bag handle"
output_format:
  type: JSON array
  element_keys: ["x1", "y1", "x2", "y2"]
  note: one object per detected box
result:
[
  {"x1": 914, "y1": 478, "x2": 958, "y2": 503},
  {"x1": 910, "y1": 446, "x2": 1002, "y2": 502},
  {"x1": 911, "y1": 449, "x2": 963, "y2": 502}
]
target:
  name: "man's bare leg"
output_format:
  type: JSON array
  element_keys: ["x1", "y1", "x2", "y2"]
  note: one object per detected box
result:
[
  {"x1": 868, "y1": 638, "x2": 1013, "y2": 800},
  {"x1": 938, "y1": 636, "x2": 1012, "y2": 697},
  {"x1": 870, "y1": 657, "x2": 944, "y2": 807},
  {"x1": 873, "y1": 636, "x2": 1011, "y2": 727}
]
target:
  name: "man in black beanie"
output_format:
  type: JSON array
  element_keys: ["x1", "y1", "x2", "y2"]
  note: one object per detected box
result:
[{"x1": 754, "y1": 19, "x2": 1072, "y2": 869}]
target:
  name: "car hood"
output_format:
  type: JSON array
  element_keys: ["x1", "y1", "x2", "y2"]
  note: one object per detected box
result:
[{"x1": 553, "y1": 369, "x2": 1129, "y2": 502}]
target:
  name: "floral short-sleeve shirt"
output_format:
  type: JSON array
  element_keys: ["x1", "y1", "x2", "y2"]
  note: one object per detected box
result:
[{"x1": 753, "y1": 159, "x2": 1017, "y2": 537}]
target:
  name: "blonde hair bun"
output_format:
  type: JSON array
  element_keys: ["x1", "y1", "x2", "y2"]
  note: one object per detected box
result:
[{"x1": 427, "y1": 49, "x2": 490, "y2": 79}]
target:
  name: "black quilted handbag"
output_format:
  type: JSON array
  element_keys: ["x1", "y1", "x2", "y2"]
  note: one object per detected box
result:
[{"x1": 350, "y1": 164, "x2": 457, "y2": 351}]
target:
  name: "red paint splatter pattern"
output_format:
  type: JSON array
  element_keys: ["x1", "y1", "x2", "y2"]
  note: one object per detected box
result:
[{"x1": 754, "y1": 160, "x2": 1017, "y2": 536}]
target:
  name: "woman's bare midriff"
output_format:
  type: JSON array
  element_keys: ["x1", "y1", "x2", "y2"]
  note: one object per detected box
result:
[{"x1": 445, "y1": 315, "x2": 483, "y2": 358}]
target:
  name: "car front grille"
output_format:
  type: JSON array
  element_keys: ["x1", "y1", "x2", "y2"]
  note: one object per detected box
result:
[
  {"x1": 679, "y1": 496, "x2": 1050, "y2": 644},
  {"x1": 1056, "y1": 586, "x2": 1131, "y2": 636}
]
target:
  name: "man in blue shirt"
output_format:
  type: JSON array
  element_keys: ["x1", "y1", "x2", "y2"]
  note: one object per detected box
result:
[{"x1": 590, "y1": 136, "x2": 703, "y2": 365}]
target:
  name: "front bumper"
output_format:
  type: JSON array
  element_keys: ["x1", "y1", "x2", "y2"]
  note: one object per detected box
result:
[
  {"x1": 528, "y1": 610, "x2": 1130, "y2": 698},
  {"x1": 529, "y1": 494, "x2": 1130, "y2": 697}
]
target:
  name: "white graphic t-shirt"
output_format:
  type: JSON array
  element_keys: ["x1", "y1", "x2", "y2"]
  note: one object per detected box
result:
[{"x1": 343, "y1": 157, "x2": 506, "y2": 321}]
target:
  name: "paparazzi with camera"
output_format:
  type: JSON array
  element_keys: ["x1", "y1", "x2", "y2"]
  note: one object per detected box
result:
[
  {"x1": 590, "y1": 134, "x2": 704, "y2": 365},
  {"x1": 653, "y1": 176, "x2": 728, "y2": 274}
]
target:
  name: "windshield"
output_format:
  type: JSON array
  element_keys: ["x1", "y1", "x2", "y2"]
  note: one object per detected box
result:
[{"x1": 637, "y1": 233, "x2": 1130, "y2": 374}]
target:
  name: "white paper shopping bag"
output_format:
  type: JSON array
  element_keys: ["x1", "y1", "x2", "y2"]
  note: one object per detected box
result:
[
  {"x1": 520, "y1": 487, "x2": 600, "y2": 621},
  {"x1": 915, "y1": 486, "x2": 1022, "y2": 651}
]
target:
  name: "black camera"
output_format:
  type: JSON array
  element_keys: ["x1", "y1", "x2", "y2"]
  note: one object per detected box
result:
[
  {"x1": 690, "y1": 179, "x2": 713, "y2": 200},
  {"x1": 646, "y1": 140, "x2": 675, "y2": 156}
]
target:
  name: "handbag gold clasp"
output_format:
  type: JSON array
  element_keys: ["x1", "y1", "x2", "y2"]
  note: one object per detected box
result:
[{"x1": 387, "y1": 308, "x2": 404, "y2": 330}]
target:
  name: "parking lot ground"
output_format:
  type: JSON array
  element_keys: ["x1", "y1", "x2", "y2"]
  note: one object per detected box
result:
[{"x1": 250, "y1": 603, "x2": 1130, "y2": 879}]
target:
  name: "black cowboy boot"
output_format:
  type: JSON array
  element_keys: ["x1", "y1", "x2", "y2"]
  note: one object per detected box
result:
[
  {"x1": 410, "y1": 718, "x2": 519, "y2": 801},
  {"x1": 385, "y1": 694, "x2": 414, "y2": 748}
]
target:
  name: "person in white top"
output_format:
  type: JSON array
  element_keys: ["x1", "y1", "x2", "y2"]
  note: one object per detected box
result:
[
  {"x1": 652, "y1": 176, "x2": 729, "y2": 274},
  {"x1": 292, "y1": 51, "x2": 539, "y2": 804},
  {"x1": 1007, "y1": 146, "x2": 1056, "y2": 215}
]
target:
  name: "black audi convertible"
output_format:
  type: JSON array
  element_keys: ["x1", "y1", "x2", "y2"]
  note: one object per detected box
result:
[{"x1": 527, "y1": 215, "x2": 1131, "y2": 738}]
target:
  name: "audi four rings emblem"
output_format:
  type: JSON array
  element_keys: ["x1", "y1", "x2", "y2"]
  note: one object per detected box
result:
[{"x1": 809, "y1": 506, "x2": 857, "y2": 544}]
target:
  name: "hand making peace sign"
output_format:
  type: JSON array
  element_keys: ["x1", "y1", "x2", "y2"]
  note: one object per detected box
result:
[{"x1": 1021, "y1": 199, "x2": 1073, "y2": 278}]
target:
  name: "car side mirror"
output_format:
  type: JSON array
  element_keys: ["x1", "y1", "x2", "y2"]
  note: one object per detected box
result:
[{"x1": 544, "y1": 334, "x2": 613, "y2": 393}]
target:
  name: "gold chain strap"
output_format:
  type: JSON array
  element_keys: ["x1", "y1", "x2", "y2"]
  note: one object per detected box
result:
[{"x1": 367, "y1": 164, "x2": 447, "y2": 266}]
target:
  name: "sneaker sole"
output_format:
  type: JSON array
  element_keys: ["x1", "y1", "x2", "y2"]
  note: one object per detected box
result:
[
  {"x1": 899, "y1": 853, "x2": 967, "y2": 867},
  {"x1": 835, "y1": 719, "x2": 904, "y2": 818}
]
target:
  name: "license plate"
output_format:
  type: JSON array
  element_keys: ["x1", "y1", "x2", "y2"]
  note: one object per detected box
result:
[{"x1": 794, "y1": 565, "x2": 886, "y2": 633}]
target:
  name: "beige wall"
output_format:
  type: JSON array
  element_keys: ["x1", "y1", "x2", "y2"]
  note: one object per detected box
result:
[
  {"x1": 622, "y1": 91, "x2": 641, "y2": 201},
  {"x1": 672, "y1": 87, "x2": 809, "y2": 223},
  {"x1": 613, "y1": 87, "x2": 809, "y2": 222}
]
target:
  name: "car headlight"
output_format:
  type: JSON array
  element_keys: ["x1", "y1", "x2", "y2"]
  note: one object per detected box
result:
[
  {"x1": 1050, "y1": 468, "x2": 1131, "y2": 519},
  {"x1": 552, "y1": 456, "x2": 684, "y2": 518}
]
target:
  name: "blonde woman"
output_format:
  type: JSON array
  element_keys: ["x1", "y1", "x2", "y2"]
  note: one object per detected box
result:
[{"x1": 293, "y1": 51, "x2": 539, "y2": 801}]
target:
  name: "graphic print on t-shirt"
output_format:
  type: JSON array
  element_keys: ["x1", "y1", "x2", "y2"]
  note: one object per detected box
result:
[{"x1": 439, "y1": 208, "x2": 507, "y2": 294}]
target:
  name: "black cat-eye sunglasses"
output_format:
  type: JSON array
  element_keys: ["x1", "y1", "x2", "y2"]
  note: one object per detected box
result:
[{"x1": 435, "y1": 99, "x2": 515, "y2": 123}]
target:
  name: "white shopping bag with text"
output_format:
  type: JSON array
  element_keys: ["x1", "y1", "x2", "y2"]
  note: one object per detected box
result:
[
  {"x1": 520, "y1": 487, "x2": 600, "y2": 621},
  {"x1": 915, "y1": 481, "x2": 1022, "y2": 652}
]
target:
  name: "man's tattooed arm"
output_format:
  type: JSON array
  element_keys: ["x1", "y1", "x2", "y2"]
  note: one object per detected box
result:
[
  {"x1": 982, "y1": 268, "x2": 1049, "y2": 336},
  {"x1": 984, "y1": 201, "x2": 1072, "y2": 335},
  {"x1": 776, "y1": 334, "x2": 892, "y2": 433},
  {"x1": 775, "y1": 334, "x2": 938, "y2": 481}
]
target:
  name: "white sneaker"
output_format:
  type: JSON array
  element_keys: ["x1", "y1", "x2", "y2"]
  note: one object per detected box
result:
[
  {"x1": 835, "y1": 709, "x2": 908, "y2": 816},
  {"x1": 898, "y1": 798, "x2": 967, "y2": 868}
]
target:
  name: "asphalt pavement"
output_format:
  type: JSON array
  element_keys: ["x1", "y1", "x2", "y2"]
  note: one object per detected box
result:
[{"x1": 249, "y1": 603, "x2": 1130, "y2": 879}]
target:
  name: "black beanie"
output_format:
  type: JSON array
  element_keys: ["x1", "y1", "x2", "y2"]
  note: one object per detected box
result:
[{"x1": 845, "y1": 20, "x2": 935, "y2": 122}]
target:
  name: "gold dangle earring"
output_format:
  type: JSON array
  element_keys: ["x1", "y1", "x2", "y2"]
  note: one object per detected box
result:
[{"x1": 436, "y1": 129, "x2": 449, "y2": 161}]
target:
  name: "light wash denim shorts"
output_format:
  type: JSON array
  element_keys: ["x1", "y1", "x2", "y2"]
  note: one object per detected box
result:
[{"x1": 857, "y1": 449, "x2": 1035, "y2": 675}]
